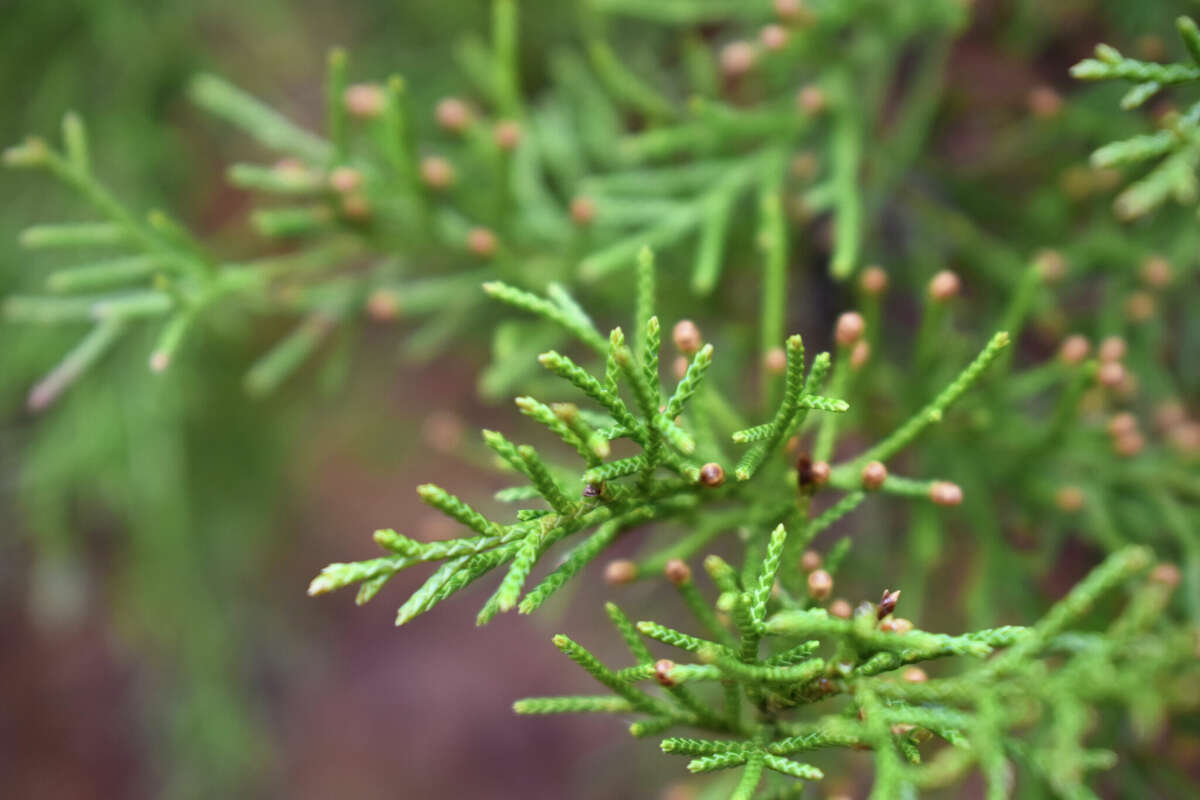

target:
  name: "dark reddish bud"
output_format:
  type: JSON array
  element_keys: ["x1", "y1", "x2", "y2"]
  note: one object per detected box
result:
[
  {"x1": 1056, "y1": 486, "x2": 1085, "y2": 512},
  {"x1": 665, "y1": 559, "x2": 692, "y2": 585},
  {"x1": 604, "y1": 559, "x2": 637, "y2": 585},
  {"x1": 1140, "y1": 255, "x2": 1172, "y2": 288},
  {"x1": 720, "y1": 41, "x2": 756, "y2": 78},
  {"x1": 928, "y1": 270, "x2": 961, "y2": 302},
  {"x1": 861, "y1": 460, "x2": 887, "y2": 490},
  {"x1": 879, "y1": 617, "x2": 913, "y2": 633},
  {"x1": 435, "y1": 97, "x2": 472, "y2": 132},
  {"x1": 849, "y1": 340, "x2": 871, "y2": 371},
  {"x1": 860, "y1": 266, "x2": 888, "y2": 295},
  {"x1": 797, "y1": 85, "x2": 827, "y2": 115},
  {"x1": 329, "y1": 166, "x2": 363, "y2": 193},
  {"x1": 835, "y1": 311, "x2": 865, "y2": 347},
  {"x1": 1034, "y1": 248, "x2": 1067, "y2": 281},
  {"x1": 877, "y1": 589, "x2": 901, "y2": 620},
  {"x1": 1059, "y1": 334, "x2": 1090, "y2": 365},
  {"x1": 699, "y1": 462, "x2": 726, "y2": 487},
  {"x1": 1113, "y1": 430, "x2": 1144, "y2": 457},
  {"x1": 493, "y1": 120, "x2": 522, "y2": 151},
  {"x1": 764, "y1": 347, "x2": 787, "y2": 375},
  {"x1": 807, "y1": 569, "x2": 832, "y2": 600},
  {"x1": 1151, "y1": 563, "x2": 1182, "y2": 588},
  {"x1": 673, "y1": 320, "x2": 702, "y2": 354},
  {"x1": 570, "y1": 195, "x2": 596, "y2": 225},
  {"x1": 344, "y1": 83, "x2": 385, "y2": 118},
  {"x1": 1107, "y1": 412, "x2": 1138, "y2": 438},
  {"x1": 774, "y1": 0, "x2": 813, "y2": 24},
  {"x1": 760, "y1": 24, "x2": 788, "y2": 51},
  {"x1": 1097, "y1": 361, "x2": 1126, "y2": 389},
  {"x1": 796, "y1": 453, "x2": 813, "y2": 490},
  {"x1": 929, "y1": 481, "x2": 963, "y2": 507},
  {"x1": 1098, "y1": 336, "x2": 1127, "y2": 363},
  {"x1": 420, "y1": 156, "x2": 455, "y2": 190},
  {"x1": 366, "y1": 288, "x2": 400, "y2": 321},
  {"x1": 467, "y1": 227, "x2": 497, "y2": 257},
  {"x1": 654, "y1": 659, "x2": 677, "y2": 687}
]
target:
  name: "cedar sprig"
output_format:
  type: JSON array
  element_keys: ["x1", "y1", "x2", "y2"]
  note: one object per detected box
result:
[
  {"x1": 4, "y1": 0, "x2": 973, "y2": 409},
  {"x1": 311, "y1": 244, "x2": 1009, "y2": 629},
  {"x1": 1072, "y1": 16, "x2": 1200, "y2": 219},
  {"x1": 517, "y1": 543, "x2": 1200, "y2": 798},
  {"x1": 308, "y1": 249, "x2": 853, "y2": 624}
]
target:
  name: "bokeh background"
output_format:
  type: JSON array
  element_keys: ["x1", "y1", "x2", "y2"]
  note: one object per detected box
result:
[{"x1": 0, "y1": 2, "x2": 1195, "y2": 798}]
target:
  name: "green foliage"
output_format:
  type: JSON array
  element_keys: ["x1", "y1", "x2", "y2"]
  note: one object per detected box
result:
[
  {"x1": 310, "y1": 252, "x2": 1006, "y2": 635},
  {"x1": 1073, "y1": 16, "x2": 1200, "y2": 219},
  {"x1": 4, "y1": 0, "x2": 974, "y2": 410},
  {"x1": 4, "y1": 1, "x2": 1200, "y2": 798},
  {"x1": 517, "y1": 545, "x2": 1197, "y2": 798}
]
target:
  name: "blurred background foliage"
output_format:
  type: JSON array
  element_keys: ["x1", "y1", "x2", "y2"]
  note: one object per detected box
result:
[
  {"x1": 0, "y1": 2, "x2": 512, "y2": 796},
  {"x1": 0, "y1": 1, "x2": 1197, "y2": 798}
]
